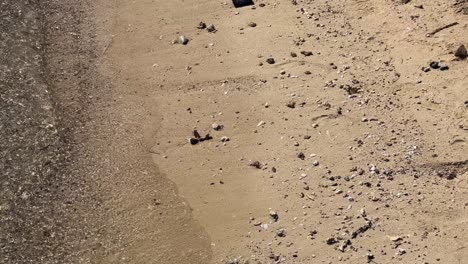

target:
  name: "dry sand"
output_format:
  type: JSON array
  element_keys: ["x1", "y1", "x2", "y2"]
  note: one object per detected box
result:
[{"x1": 1, "y1": 0, "x2": 467, "y2": 263}]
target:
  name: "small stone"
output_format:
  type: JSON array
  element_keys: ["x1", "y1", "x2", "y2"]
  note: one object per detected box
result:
[
  {"x1": 220, "y1": 136, "x2": 230, "y2": 142},
  {"x1": 440, "y1": 65, "x2": 449, "y2": 71},
  {"x1": 248, "y1": 22, "x2": 257, "y2": 27},
  {"x1": 455, "y1": 44, "x2": 467, "y2": 59},
  {"x1": 360, "y1": 208, "x2": 367, "y2": 217},
  {"x1": 177, "y1": 35, "x2": 189, "y2": 45},
  {"x1": 257, "y1": 121, "x2": 266, "y2": 127},
  {"x1": 297, "y1": 152, "x2": 306, "y2": 160},
  {"x1": 266, "y1": 58, "x2": 276, "y2": 64},
  {"x1": 212, "y1": 123, "x2": 224, "y2": 131},
  {"x1": 276, "y1": 228, "x2": 287, "y2": 237},
  {"x1": 269, "y1": 211, "x2": 279, "y2": 221},
  {"x1": 429, "y1": 61, "x2": 440, "y2": 69},
  {"x1": 422, "y1": 67, "x2": 431, "y2": 72},
  {"x1": 249, "y1": 161, "x2": 262, "y2": 169},
  {"x1": 290, "y1": 52, "x2": 298, "y2": 57},
  {"x1": 287, "y1": 101, "x2": 296, "y2": 108},
  {"x1": 313, "y1": 160, "x2": 319, "y2": 166},
  {"x1": 304, "y1": 135, "x2": 311, "y2": 140},
  {"x1": 304, "y1": 70, "x2": 312, "y2": 75},
  {"x1": 326, "y1": 237, "x2": 337, "y2": 245},
  {"x1": 280, "y1": 70, "x2": 286, "y2": 75},
  {"x1": 207, "y1": 24, "x2": 217, "y2": 33},
  {"x1": 197, "y1": 22, "x2": 207, "y2": 29},
  {"x1": 189, "y1": 138, "x2": 199, "y2": 145},
  {"x1": 389, "y1": 235, "x2": 403, "y2": 242},
  {"x1": 300, "y1": 51, "x2": 313, "y2": 56}
]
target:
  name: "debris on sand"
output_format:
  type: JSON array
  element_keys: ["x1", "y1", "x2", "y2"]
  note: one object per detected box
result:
[
  {"x1": 197, "y1": 22, "x2": 207, "y2": 29},
  {"x1": 175, "y1": 35, "x2": 189, "y2": 45},
  {"x1": 266, "y1": 57, "x2": 276, "y2": 64},
  {"x1": 232, "y1": 0, "x2": 254, "y2": 8},
  {"x1": 212, "y1": 123, "x2": 224, "y2": 131},
  {"x1": 188, "y1": 130, "x2": 212, "y2": 145},
  {"x1": 207, "y1": 24, "x2": 217, "y2": 33},
  {"x1": 455, "y1": 44, "x2": 467, "y2": 59},
  {"x1": 249, "y1": 161, "x2": 262, "y2": 169}
]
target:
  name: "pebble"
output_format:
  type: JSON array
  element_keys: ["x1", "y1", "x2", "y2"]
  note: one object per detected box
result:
[
  {"x1": 248, "y1": 22, "x2": 257, "y2": 27},
  {"x1": 212, "y1": 123, "x2": 224, "y2": 131},
  {"x1": 429, "y1": 61, "x2": 440, "y2": 69},
  {"x1": 326, "y1": 237, "x2": 337, "y2": 245},
  {"x1": 177, "y1": 35, "x2": 189, "y2": 45},
  {"x1": 276, "y1": 228, "x2": 287, "y2": 237},
  {"x1": 220, "y1": 136, "x2": 230, "y2": 142},
  {"x1": 297, "y1": 152, "x2": 305, "y2": 160},
  {"x1": 207, "y1": 24, "x2": 217, "y2": 33},
  {"x1": 455, "y1": 44, "x2": 467, "y2": 59},
  {"x1": 269, "y1": 211, "x2": 279, "y2": 221},
  {"x1": 197, "y1": 22, "x2": 207, "y2": 29},
  {"x1": 266, "y1": 58, "x2": 276, "y2": 64},
  {"x1": 300, "y1": 51, "x2": 313, "y2": 56},
  {"x1": 287, "y1": 101, "x2": 296, "y2": 108}
]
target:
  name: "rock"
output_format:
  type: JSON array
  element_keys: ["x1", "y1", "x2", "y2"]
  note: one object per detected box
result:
[
  {"x1": 276, "y1": 228, "x2": 287, "y2": 237},
  {"x1": 177, "y1": 35, "x2": 189, "y2": 45},
  {"x1": 313, "y1": 160, "x2": 319, "y2": 166},
  {"x1": 440, "y1": 65, "x2": 449, "y2": 71},
  {"x1": 220, "y1": 136, "x2": 230, "y2": 142},
  {"x1": 304, "y1": 135, "x2": 311, "y2": 139},
  {"x1": 193, "y1": 130, "x2": 201, "y2": 139},
  {"x1": 304, "y1": 70, "x2": 312, "y2": 75},
  {"x1": 248, "y1": 22, "x2": 257, "y2": 27},
  {"x1": 429, "y1": 61, "x2": 440, "y2": 69},
  {"x1": 338, "y1": 240, "x2": 352, "y2": 252},
  {"x1": 212, "y1": 123, "x2": 224, "y2": 131},
  {"x1": 287, "y1": 101, "x2": 296, "y2": 108},
  {"x1": 266, "y1": 58, "x2": 276, "y2": 64},
  {"x1": 249, "y1": 161, "x2": 262, "y2": 169},
  {"x1": 290, "y1": 52, "x2": 297, "y2": 57},
  {"x1": 269, "y1": 211, "x2": 279, "y2": 221},
  {"x1": 207, "y1": 24, "x2": 217, "y2": 33},
  {"x1": 422, "y1": 67, "x2": 431, "y2": 72},
  {"x1": 360, "y1": 208, "x2": 367, "y2": 217},
  {"x1": 326, "y1": 237, "x2": 337, "y2": 245},
  {"x1": 197, "y1": 22, "x2": 207, "y2": 29},
  {"x1": 300, "y1": 51, "x2": 313, "y2": 56},
  {"x1": 189, "y1": 138, "x2": 199, "y2": 145},
  {"x1": 455, "y1": 44, "x2": 467, "y2": 59},
  {"x1": 297, "y1": 152, "x2": 305, "y2": 160},
  {"x1": 257, "y1": 120, "x2": 266, "y2": 127},
  {"x1": 389, "y1": 235, "x2": 403, "y2": 242},
  {"x1": 366, "y1": 253, "x2": 375, "y2": 263},
  {"x1": 191, "y1": 130, "x2": 213, "y2": 143}
]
